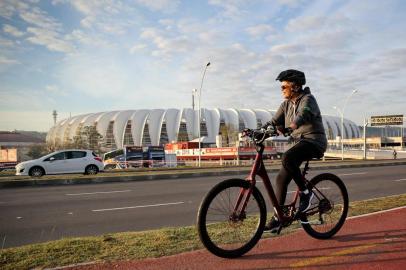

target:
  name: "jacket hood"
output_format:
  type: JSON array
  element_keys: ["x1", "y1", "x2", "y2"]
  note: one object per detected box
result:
[
  {"x1": 294, "y1": 86, "x2": 311, "y2": 102},
  {"x1": 303, "y1": 86, "x2": 311, "y2": 94}
]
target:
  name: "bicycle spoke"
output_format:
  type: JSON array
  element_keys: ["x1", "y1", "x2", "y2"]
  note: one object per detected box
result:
[
  {"x1": 205, "y1": 186, "x2": 261, "y2": 250},
  {"x1": 302, "y1": 174, "x2": 348, "y2": 239}
]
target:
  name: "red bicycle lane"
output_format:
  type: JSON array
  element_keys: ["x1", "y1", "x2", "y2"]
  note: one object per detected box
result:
[{"x1": 68, "y1": 207, "x2": 406, "y2": 270}]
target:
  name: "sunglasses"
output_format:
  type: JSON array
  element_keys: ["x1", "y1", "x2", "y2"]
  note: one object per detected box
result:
[{"x1": 281, "y1": 85, "x2": 291, "y2": 90}]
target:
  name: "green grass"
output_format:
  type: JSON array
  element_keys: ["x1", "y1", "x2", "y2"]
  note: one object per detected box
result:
[{"x1": 1, "y1": 193, "x2": 406, "y2": 270}]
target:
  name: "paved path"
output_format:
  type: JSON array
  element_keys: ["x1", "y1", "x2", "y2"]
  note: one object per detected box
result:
[{"x1": 68, "y1": 207, "x2": 406, "y2": 270}]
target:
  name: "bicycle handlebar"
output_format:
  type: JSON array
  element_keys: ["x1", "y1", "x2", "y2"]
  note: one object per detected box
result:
[{"x1": 242, "y1": 126, "x2": 293, "y2": 144}]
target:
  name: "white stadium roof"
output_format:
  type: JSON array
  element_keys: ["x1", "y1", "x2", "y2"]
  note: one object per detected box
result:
[{"x1": 46, "y1": 108, "x2": 361, "y2": 148}]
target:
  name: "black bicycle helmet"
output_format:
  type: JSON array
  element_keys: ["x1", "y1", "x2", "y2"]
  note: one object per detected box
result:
[{"x1": 276, "y1": 69, "x2": 306, "y2": 85}]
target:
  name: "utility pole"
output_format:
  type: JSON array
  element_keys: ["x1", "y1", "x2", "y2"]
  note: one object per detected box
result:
[
  {"x1": 363, "y1": 118, "x2": 369, "y2": 160},
  {"x1": 52, "y1": 110, "x2": 57, "y2": 125},
  {"x1": 192, "y1": 89, "x2": 197, "y2": 110},
  {"x1": 333, "y1": 89, "x2": 357, "y2": 161}
]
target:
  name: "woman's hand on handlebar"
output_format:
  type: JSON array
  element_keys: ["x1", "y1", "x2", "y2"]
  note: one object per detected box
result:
[
  {"x1": 242, "y1": 127, "x2": 277, "y2": 142},
  {"x1": 279, "y1": 127, "x2": 293, "y2": 137}
]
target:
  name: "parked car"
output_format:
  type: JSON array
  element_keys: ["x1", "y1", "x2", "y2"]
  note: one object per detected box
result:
[{"x1": 15, "y1": 150, "x2": 104, "y2": 177}]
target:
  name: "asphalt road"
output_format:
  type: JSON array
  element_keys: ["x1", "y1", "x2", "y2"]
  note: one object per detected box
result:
[{"x1": 0, "y1": 165, "x2": 405, "y2": 248}]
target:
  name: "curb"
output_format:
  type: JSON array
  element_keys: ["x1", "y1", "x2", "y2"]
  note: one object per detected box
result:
[{"x1": 1, "y1": 161, "x2": 405, "y2": 189}]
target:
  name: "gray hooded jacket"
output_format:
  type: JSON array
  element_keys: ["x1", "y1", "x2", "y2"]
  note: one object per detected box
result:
[{"x1": 267, "y1": 87, "x2": 327, "y2": 154}]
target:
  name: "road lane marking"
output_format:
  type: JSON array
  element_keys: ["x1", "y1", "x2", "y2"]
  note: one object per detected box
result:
[
  {"x1": 287, "y1": 187, "x2": 330, "y2": 194},
  {"x1": 290, "y1": 243, "x2": 377, "y2": 268},
  {"x1": 66, "y1": 190, "x2": 132, "y2": 196},
  {"x1": 347, "y1": 205, "x2": 406, "y2": 220},
  {"x1": 338, "y1": 172, "x2": 367, "y2": 176},
  {"x1": 394, "y1": 179, "x2": 406, "y2": 182},
  {"x1": 92, "y1": 201, "x2": 184, "y2": 212}
]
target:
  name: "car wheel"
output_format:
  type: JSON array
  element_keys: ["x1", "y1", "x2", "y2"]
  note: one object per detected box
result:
[
  {"x1": 29, "y1": 167, "x2": 44, "y2": 177},
  {"x1": 85, "y1": 165, "x2": 99, "y2": 175}
]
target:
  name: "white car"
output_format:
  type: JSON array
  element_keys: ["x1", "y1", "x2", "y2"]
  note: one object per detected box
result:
[{"x1": 15, "y1": 150, "x2": 104, "y2": 177}]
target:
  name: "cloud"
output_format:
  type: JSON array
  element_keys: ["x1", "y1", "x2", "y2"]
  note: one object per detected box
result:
[
  {"x1": 0, "y1": 0, "x2": 30, "y2": 19},
  {"x1": 0, "y1": 56, "x2": 20, "y2": 72},
  {"x1": 0, "y1": 36, "x2": 14, "y2": 47},
  {"x1": 27, "y1": 27, "x2": 75, "y2": 53},
  {"x1": 45, "y1": 85, "x2": 67, "y2": 96},
  {"x1": 276, "y1": 0, "x2": 306, "y2": 8},
  {"x1": 208, "y1": 0, "x2": 249, "y2": 19},
  {"x1": 245, "y1": 24, "x2": 274, "y2": 38},
  {"x1": 0, "y1": 89, "x2": 56, "y2": 113},
  {"x1": 0, "y1": 110, "x2": 61, "y2": 131},
  {"x1": 57, "y1": 53, "x2": 133, "y2": 98},
  {"x1": 1, "y1": 0, "x2": 406, "y2": 130},
  {"x1": 129, "y1": 43, "x2": 147, "y2": 54},
  {"x1": 135, "y1": 0, "x2": 180, "y2": 12},
  {"x1": 140, "y1": 27, "x2": 195, "y2": 58},
  {"x1": 270, "y1": 43, "x2": 305, "y2": 54},
  {"x1": 19, "y1": 6, "x2": 62, "y2": 30},
  {"x1": 65, "y1": 29, "x2": 112, "y2": 48},
  {"x1": 3, "y1": 24, "x2": 25, "y2": 37},
  {"x1": 68, "y1": 0, "x2": 135, "y2": 35},
  {"x1": 0, "y1": 1, "x2": 76, "y2": 54},
  {"x1": 0, "y1": 56, "x2": 20, "y2": 65},
  {"x1": 286, "y1": 16, "x2": 326, "y2": 32},
  {"x1": 69, "y1": 0, "x2": 116, "y2": 15}
]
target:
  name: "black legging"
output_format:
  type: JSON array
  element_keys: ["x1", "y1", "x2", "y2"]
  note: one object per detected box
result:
[{"x1": 275, "y1": 140, "x2": 322, "y2": 205}]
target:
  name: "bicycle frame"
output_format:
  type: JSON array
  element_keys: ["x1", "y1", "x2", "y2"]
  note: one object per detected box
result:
[{"x1": 233, "y1": 143, "x2": 301, "y2": 225}]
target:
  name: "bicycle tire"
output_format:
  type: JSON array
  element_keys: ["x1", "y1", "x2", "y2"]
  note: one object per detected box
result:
[
  {"x1": 197, "y1": 178, "x2": 267, "y2": 258},
  {"x1": 301, "y1": 173, "x2": 349, "y2": 239}
]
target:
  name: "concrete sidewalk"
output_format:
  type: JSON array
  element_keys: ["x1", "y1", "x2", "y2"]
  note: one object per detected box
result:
[
  {"x1": 1, "y1": 159, "x2": 405, "y2": 188},
  {"x1": 66, "y1": 206, "x2": 406, "y2": 270}
]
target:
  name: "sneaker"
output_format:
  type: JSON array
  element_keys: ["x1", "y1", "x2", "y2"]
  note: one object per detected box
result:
[
  {"x1": 264, "y1": 216, "x2": 280, "y2": 233},
  {"x1": 298, "y1": 189, "x2": 314, "y2": 213}
]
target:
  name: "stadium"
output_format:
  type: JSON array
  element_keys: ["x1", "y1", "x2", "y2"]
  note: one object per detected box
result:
[{"x1": 46, "y1": 108, "x2": 361, "y2": 150}]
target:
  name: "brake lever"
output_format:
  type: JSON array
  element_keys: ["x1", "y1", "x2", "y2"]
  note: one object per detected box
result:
[{"x1": 283, "y1": 127, "x2": 293, "y2": 137}]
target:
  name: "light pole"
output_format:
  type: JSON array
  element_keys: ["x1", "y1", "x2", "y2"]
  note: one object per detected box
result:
[
  {"x1": 192, "y1": 89, "x2": 197, "y2": 110},
  {"x1": 333, "y1": 89, "x2": 358, "y2": 160},
  {"x1": 197, "y1": 62, "x2": 210, "y2": 167}
]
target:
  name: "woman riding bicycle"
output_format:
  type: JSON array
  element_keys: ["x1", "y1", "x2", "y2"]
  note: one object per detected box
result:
[{"x1": 262, "y1": 69, "x2": 327, "y2": 232}]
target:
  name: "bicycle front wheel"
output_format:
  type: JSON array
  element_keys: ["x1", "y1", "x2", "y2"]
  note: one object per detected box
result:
[
  {"x1": 301, "y1": 173, "x2": 349, "y2": 239},
  {"x1": 197, "y1": 179, "x2": 267, "y2": 258}
]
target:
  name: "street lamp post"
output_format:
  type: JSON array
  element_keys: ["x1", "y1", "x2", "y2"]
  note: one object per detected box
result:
[
  {"x1": 197, "y1": 62, "x2": 211, "y2": 167},
  {"x1": 192, "y1": 89, "x2": 197, "y2": 110},
  {"x1": 333, "y1": 106, "x2": 344, "y2": 160},
  {"x1": 333, "y1": 89, "x2": 358, "y2": 160}
]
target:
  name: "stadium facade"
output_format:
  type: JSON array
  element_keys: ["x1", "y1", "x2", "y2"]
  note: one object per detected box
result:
[{"x1": 46, "y1": 108, "x2": 361, "y2": 150}]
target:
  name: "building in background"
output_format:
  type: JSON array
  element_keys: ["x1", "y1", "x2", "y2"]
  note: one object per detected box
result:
[
  {"x1": 0, "y1": 131, "x2": 46, "y2": 163},
  {"x1": 46, "y1": 108, "x2": 360, "y2": 152}
]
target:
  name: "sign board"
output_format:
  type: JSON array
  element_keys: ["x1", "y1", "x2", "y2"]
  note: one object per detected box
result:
[
  {"x1": 0, "y1": 149, "x2": 17, "y2": 162},
  {"x1": 371, "y1": 115, "x2": 403, "y2": 126}
]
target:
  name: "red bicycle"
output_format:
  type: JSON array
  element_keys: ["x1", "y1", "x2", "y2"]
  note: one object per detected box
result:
[{"x1": 197, "y1": 128, "x2": 349, "y2": 258}]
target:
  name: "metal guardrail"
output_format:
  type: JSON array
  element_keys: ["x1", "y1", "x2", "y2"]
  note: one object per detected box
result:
[{"x1": 325, "y1": 149, "x2": 406, "y2": 159}]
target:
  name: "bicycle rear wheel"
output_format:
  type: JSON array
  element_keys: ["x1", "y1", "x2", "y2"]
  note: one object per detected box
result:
[
  {"x1": 197, "y1": 179, "x2": 266, "y2": 258},
  {"x1": 301, "y1": 173, "x2": 349, "y2": 239}
]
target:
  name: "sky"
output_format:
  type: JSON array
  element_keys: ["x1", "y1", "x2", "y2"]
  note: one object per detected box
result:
[{"x1": 0, "y1": 0, "x2": 405, "y2": 132}]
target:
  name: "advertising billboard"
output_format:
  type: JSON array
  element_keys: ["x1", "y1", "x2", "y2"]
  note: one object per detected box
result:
[{"x1": 371, "y1": 115, "x2": 403, "y2": 126}]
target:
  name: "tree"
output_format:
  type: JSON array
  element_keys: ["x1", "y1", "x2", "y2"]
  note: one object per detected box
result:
[
  {"x1": 27, "y1": 144, "x2": 48, "y2": 159},
  {"x1": 69, "y1": 126, "x2": 103, "y2": 153},
  {"x1": 84, "y1": 125, "x2": 103, "y2": 153},
  {"x1": 219, "y1": 123, "x2": 239, "y2": 147}
]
